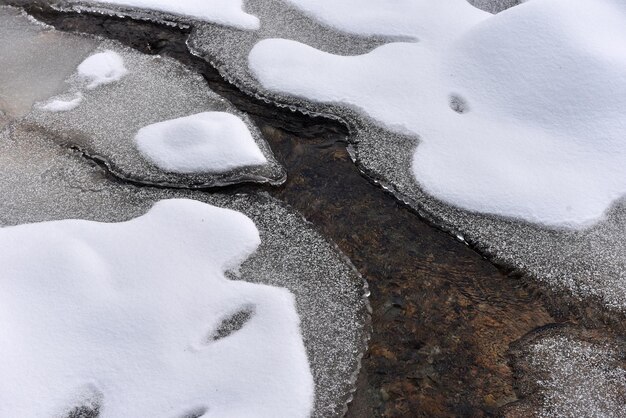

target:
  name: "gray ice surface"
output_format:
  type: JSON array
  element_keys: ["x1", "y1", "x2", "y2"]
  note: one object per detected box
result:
[
  {"x1": 514, "y1": 331, "x2": 626, "y2": 418},
  {"x1": 1, "y1": 6, "x2": 284, "y2": 188},
  {"x1": 49, "y1": 0, "x2": 626, "y2": 313}
]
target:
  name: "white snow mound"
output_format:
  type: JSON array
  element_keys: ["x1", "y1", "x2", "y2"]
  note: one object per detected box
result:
[
  {"x1": 135, "y1": 112, "x2": 267, "y2": 174},
  {"x1": 0, "y1": 199, "x2": 314, "y2": 418},
  {"x1": 249, "y1": 0, "x2": 626, "y2": 228},
  {"x1": 83, "y1": 0, "x2": 259, "y2": 29},
  {"x1": 78, "y1": 50, "x2": 128, "y2": 89}
]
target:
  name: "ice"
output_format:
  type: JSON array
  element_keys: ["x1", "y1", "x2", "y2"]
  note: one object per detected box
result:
[
  {"x1": 509, "y1": 328, "x2": 626, "y2": 417},
  {"x1": 135, "y1": 112, "x2": 267, "y2": 174},
  {"x1": 77, "y1": 50, "x2": 128, "y2": 89},
  {"x1": 249, "y1": 0, "x2": 626, "y2": 229},
  {"x1": 0, "y1": 6, "x2": 97, "y2": 125},
  {"x1": 69, "y1": 0, "x2": 259, "y2": 29},
  {"x1": 1, "y1": 8, "x2": 284, "y2": 187},
  {"x1": 0, "y1": 121, "x2": 369, "y2": 417},
  {"x1": 0, "y1": 198, "x2": 314, "y2": 417}
]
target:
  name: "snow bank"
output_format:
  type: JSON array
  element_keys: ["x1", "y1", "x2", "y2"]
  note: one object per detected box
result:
[
  {"x1": 134, "y1": 112, "x2": 267, "y2": 174},
  {"x1": 78, "y1": 50, "x2": 128, "y2": 89},
  {"x1": 82, "y1": 0, "x2": 259, "y2": 29},
  {"x1": 0, "y1": 199, "x2": 313, "y2": 417},
  {"x1": 249, "y1": 0, "x2": 626, "y2": 228}
]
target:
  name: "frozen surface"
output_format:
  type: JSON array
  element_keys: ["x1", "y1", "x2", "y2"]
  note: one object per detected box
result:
[
  {"x1": 510, "y1": 328, "x2": 626, "y2": 418},
  {"x1": 77, "y1": 50, "x2": 127, "y2": 89},
  {"x1": 178, "y1": 0, "x2": 626, "y2": 312},
  {"x1": 0, "y1": 6, "x2": 96, "y2": 124},
  {"x1": 249, "y1": 0, "x2": 626, "y2": 229},
  {"x1": 135, "y1": 112, "x2": 267, "y2": 174},
  {"x1": 0, "y1": 198, "x2": 314, "y2": 417},
  {"x1": 77, "y1": 0, "x2": 259, "y2": 29},
  {"x1": 0, "y1": 120, "x2": 368, "y2": 417},
  {"x1": 1, "y1": 8, "x2": 284, "y2": 187}
]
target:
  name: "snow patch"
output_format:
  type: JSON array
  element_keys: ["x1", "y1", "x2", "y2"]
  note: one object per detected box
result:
[
  {"x1": 82, "y1": 0, "x2": 259, "y2": 29},
  {"x1": 134, "y1": 112, "x2": 267, "y2": 174},
  {"x1": 249, "y1": 0, "x2": 626, "y2": 228},
  {"x1": 78, "y1": 50, "x2": 128, "y2": 89},
  {"x1": 0, "y1": 199, "x2": 314, "y2": 417},
  {"x1": 37, "y1": 92, "x2": 83, "y2": 112}
]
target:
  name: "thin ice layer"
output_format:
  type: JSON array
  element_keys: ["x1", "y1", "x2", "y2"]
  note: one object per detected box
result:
[
  {"x1": 249, "y1": 0, "x2": 626, "y2": 228},
  {"x1": 0, "y1": 199, "x2": 314, "y2": 417},
  {"x1": 509, "y1": 328, "x2": 626, "y2": 418},
  {"x1": 135, "y1": 112, "x2": 267, "y2": 174},
  {"x1": 8, "y1": 11, "x2": 284, "y2": 188},
  {"x1": 0, "y1": 6, "x2": 97, "y2": 124}
]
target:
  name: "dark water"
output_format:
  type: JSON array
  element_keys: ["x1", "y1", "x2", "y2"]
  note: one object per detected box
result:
[{"x1": 12, "y1": 3, "x2": 625, "y2": 416}]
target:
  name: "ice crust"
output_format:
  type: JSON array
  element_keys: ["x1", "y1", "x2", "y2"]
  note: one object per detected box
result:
[
  {"x1": 135, "y1": 112, "x2": 267, "y2": 174},
  {"x1": 79, "y1": 0, "x2": 259, "y2": 29},
  {"x1": 510, "y1": 329, "x2": 626, "y2": 418},
  {"x1": 0, "y1": 8, "x2": 284, "y2": 187},
  {"x1": 77, "y1": 50, "x2": 128, "y2": 89},
  {"x1": 0, "y1": 198, "x2": 314, "y2": 417},
  {"x1": 249, "y1": 0, "x2": 626, "y2": 229}
]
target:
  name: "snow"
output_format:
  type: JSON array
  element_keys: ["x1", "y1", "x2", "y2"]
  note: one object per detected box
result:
[
  {"x1": 281, "y1": 0, "x2": 487, "y2": 42},
  {"x1": 37, "y1": 93, "x2": 83, "y2": 112},
  {"x1": 0, "y1": 199, "x2": 314, "y2": 417},
  {"x1": 249, "y1": 0, "x2": 626, "y2": 229},
  {"x1": 82, "y1": 0, "x2": 259, "y2": 29},
  {"x1": 77, "y1": 50, "x2": 128, "y2": 89},
  {"x1": 134, "y1": 112, "x2": 267, "y2": 174}
]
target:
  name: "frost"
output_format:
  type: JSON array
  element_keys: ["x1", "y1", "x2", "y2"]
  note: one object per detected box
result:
[
  {"x1": 77, "y1": 50, "x2": 128, "y2": 89},
  {"x1": 0, "y1": 199, "x2": 314, "y2": 417},
  {"x1": 248, "y1": 0, "x2": 626, "y2": 228},
  {"x1": 511, "y1": 331, "x2": 626, "y2": 418},
  {"x1": 135, "y1": 112, "x2": 267, "y2": 174}
]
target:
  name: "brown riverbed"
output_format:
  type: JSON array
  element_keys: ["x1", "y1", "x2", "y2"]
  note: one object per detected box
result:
[{"x1": 11, "y1": 4, "x2": 626, "y2": 416}]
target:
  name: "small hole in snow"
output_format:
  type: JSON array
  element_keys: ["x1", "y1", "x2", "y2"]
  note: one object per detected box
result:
[
  {"x1": 66, "y1": 402, "x2": 100, "y2": 418},
  {"x1": 208, "y1": 304, "x2": 255, "y2": 342},
  {"x1": 449, "y1": 94, "x2": 469, "y2": 114},
  {"x1": 180, "y1": 406, "x2": 208, "y2": 418},
  {"x1": 64, "y1": 385, "x2": 102, "y2": 418}
]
